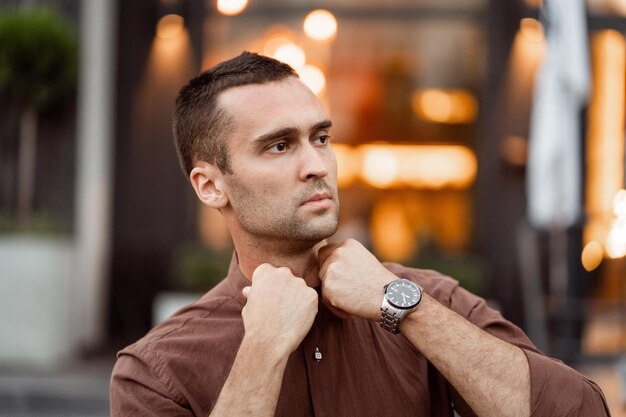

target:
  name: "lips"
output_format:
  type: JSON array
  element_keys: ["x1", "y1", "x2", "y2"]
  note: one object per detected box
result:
[
  {"x1": 301, "y1": 191, "x2": 333, "y2": 208},
  {"x1": 304, "y1": 192, "x2": 331, "y2": 203}
]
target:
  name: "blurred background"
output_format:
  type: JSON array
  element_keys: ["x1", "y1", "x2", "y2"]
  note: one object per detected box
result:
[{"x1": 0, "y1": 0, "x2": 625, "y2": 415}]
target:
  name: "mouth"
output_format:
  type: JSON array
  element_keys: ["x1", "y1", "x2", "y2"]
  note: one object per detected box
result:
[{"x1": 301, "y1": 192, "x2": 333, "y2": 208}]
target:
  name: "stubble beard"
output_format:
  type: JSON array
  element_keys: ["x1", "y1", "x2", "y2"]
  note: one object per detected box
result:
[{"x1": 228, "y1": 179, "x2": 340, "y2": 246}]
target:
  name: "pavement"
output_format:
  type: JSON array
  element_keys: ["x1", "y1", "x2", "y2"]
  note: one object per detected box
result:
[{"x1": 0, "y1": 356, "x2": 113, "y2": 417}]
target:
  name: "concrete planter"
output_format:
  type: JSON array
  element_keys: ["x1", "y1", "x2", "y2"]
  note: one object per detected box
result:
[
  {"x1": 0, "y1": 236, "x2": 76, "y2": 367},
  {"x1": 152, "y1": 292, "x2": 202, "y2": 326}
]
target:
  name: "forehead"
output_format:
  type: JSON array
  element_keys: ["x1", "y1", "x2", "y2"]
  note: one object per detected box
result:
[{"x1": 216, "y1": 78, "x2": 329, "y2": 139}]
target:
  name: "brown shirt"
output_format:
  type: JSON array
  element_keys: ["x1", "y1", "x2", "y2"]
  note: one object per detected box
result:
[{"x1": 110, "y1": 256, "x2": 610, "y2": 417}]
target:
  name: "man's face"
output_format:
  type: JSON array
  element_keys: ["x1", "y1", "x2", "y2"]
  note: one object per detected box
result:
[{"x1": 217, "y1": 77, "x2": 339, "y2": 245}]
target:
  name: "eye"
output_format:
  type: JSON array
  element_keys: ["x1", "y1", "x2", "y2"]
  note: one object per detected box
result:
[
  {"x1": 313, "y1": 134, "x2": 331, "y2": 146},
  {"x1": 267, "y1": 142, "x2": 289, "y2": 153}
]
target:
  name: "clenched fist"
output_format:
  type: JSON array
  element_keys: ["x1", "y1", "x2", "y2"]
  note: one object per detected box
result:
[
  {"x1": 318, "y1": 239, "x2": 397, "y2": 322},
  {"x1": 242, "y1": 263, "x2": 319, "y2": 357}
]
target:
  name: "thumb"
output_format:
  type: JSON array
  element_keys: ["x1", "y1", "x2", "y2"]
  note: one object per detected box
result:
[
  {"x1": 317, "y1": 241, "x2": 343, "y2": 269},
  {"x1": 242, "y1": 286, "x2": 251, "y2": 299}
]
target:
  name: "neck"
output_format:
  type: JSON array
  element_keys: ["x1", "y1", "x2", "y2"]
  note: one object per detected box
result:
[{"x1": 234, "y1": 236, "x2": 326, "y2": 287}]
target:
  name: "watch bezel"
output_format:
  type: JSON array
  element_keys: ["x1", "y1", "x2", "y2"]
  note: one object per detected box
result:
[{"x1": 384, "y1": 279, "x2": 422, "y2": 310}]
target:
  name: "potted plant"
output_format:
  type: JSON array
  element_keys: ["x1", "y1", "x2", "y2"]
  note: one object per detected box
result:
[
  {"x1": 0, "y1": 6, "x2": 78, "y2": 367},
  {"x1": 0, "y1": 6, "x2": 77, "y2": 227},
  {"x1": 153, "y1": 243, "x2": 231, "y2": 325}
]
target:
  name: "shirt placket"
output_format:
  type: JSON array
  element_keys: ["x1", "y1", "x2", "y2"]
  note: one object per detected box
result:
[{"x1": 301, "y1": 305, "x2": 334, "y2": 417}]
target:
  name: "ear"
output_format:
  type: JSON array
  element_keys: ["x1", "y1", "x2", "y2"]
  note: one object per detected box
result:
[{"x1": 189, "y1": 162, "x2": 229, "y2": 209}]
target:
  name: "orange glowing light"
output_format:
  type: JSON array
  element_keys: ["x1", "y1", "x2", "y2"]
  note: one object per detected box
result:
[
  {"x1": 263, "y1": 37, "x2": 292, "y2": 57},
  {"x1": 524, "y1": 0, "x2": 544, "y2": 7},
  {"x1": 606, "y1": 222, "x2": 626, "y2": 258},
  {"x1": 371, "y1": 198, "x2": 415, "y2": 262},
  {"x1": 217, "y1": 0, "x2": 248, "y2": 16},
  {"x1": 585, "y1": 30, "x2": 625, "y2": 251},
  {"x1": 299, "y1": 64, "x2": 326, "y2": 95},
  {"x1": 156, "y1": 14, "x2": 185, "y2": 39},
  {"x1": 358, "y1": 144, "x2": 476, "y2": 190},
  {"x1": 606, "y1": 189, "x2": 626, "y2": 258},
  {"x1": 303, "y1": 9, "x2": 338, "y2": 42},
  {"x1": 332, "y1": 144, "x2": 360, "y2": 187},
  {"x1": 361, "y1": 147, "x2": 399, "y2": 189},
  {"x1": 412, "y1": 89, "x2": 478, "y2": 124},
  {"x1": 520, "y1": 18, "x2": 544, "y2": 43},
  {"x1": 273, "y1": 42, "x2": 306, "y2": 70},
  {"x1": 500, "y1": 135, "x2": 528, "y2": 167},
  {"x1": 581, "y1": 241, "x2": 603, "y2": 271}
]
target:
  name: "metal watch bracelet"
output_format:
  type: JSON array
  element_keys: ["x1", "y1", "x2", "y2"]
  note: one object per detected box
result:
[
  {"x1": 380, "y1": 303, "x2": 403, "y2": 334},
  {"x1": 380, "y1": 282, "x2": 423, "y2": 334}
]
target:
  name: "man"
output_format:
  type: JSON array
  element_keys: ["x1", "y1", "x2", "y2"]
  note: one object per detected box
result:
[{"x1": 110, "y1": 52, "x2": 609, "y2": 416}]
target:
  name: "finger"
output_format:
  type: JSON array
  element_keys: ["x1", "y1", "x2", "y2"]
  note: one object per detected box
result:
[
  {"x1": 252, "y1": 262, "x2": 275, "y2": 282},
  {"x1": 242, "y1": 286, "x2": 251, "y2": 299},
  {"x1": 317, "y1": 242, "x2": 344, "y2": 281},
  {"x1": 317, "y1": 241, "x2": 343, "y2": 268}
]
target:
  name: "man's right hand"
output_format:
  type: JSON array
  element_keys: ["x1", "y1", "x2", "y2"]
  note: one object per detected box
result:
[{"x1": 241, "y1": 263, "x2": 318, "y2": 356}]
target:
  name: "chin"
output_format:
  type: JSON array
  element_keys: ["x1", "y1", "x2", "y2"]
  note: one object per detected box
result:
[{"x1": 307, "y1": 219, "x2": 339, "y2": 241}]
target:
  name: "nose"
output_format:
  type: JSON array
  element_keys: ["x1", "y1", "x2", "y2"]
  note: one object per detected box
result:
[{"x1": 299, "y1": 142, "x2": 329, "y2": 181}]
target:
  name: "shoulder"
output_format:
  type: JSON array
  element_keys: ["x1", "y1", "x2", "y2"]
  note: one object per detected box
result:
[
  {"x1": 128, "y1": 279, "x2": 244, "y2": 352},
  {"x1": 112, "y1": 282, "x2": 245, "y2": 410}
]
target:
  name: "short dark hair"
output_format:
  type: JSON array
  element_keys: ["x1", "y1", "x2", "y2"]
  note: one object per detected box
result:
[{"x1": 173, "y1": 51, "x2": 298, "y2": 176}]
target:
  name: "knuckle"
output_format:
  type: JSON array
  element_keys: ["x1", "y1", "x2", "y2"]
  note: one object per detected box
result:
[
  {"x1": 327, "y1": 262, "x2": 339, "y2": 276},
  {"x1": 277, "y1": 266, "x2": 291, "y2": 275},
  {"x1": 254, "y1": 263, "x2": 270, "y2": 275}
]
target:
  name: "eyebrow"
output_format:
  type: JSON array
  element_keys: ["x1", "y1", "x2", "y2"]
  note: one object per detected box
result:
[
  {"x1": 310, "y1": 119, "x2": 333, "y2": 133},
  {"x1": 252, "y1": 119, "x2": 333, "y2": 145}
]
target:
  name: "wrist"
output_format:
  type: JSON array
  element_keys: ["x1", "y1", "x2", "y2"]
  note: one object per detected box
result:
[
  {"x1": 240, "y1": 333, "x2": 291, "y2": 367},
  {"x1": 370, "y1": 272, "x2": 400, "y2": 322},
  {"x1": 379, "y1": 278, "x2": 423, "y2": 334},
  {"x1": 398, "y1": 292, "x2": 439, "y2": 334}
]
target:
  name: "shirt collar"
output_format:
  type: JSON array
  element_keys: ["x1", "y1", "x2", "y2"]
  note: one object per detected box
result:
[{"x1": 223, "y1": 251, "x2": 251, "y2": 305}]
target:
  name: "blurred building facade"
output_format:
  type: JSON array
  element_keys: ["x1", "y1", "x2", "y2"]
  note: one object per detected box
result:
[{"x1": 0, "y1": 0, "x2": 625, "y2": 368}]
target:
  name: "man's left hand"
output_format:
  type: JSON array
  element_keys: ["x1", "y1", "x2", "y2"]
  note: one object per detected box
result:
[{"x1": 318, "y1": 239, "x2": 397, "y2": 321}]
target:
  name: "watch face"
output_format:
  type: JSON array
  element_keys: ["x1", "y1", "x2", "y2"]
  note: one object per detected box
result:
[{"x1": 386, "y1": 279, "x2": 422, "y2": 309}]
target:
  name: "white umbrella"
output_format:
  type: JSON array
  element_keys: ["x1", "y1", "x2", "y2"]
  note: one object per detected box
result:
[{"x1": 527, "y1": 0, "x2": 590, "y2": 229}]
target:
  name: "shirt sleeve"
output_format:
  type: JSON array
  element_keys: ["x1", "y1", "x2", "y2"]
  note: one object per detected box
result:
[
  {"x1": 447, "y1": 283, "x2": 611, "y2": 417},
  {"x1": 110, "y1": 348, "x2": 192, "y2": 417},
  {"x1": 386, "y1": 264, "x2": 610, "y2": 416},
  {"x1": 524, "y1": 350, "x2": 611, "y2": 417}
]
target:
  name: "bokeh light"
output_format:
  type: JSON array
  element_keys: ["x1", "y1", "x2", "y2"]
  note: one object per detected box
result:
[
  {"x1": 156, "y1": 14, "x2": 184, "y2": 39},
  {"x1": 371, "y1": 198, "x2": 415, "y2": 262},
  {"x1": 217, "y1": 0, "x2": 248, "y2": 16},
  {"x1": 361, "y1": 148, "x2": 399, "y2": 189},
  {"x1": 519, "y1": 18, "x2": 544, "y2": 43},
  {"x1": 332, "y1": 144, "x2": 360, "y2": 187},
  {"x1": 303, "y1": 9, "x2": 338, "y2": 42},
  {"x1": 581, "y1": 241, "x2": 604, "y2": 271},
  {"x1": 606, "y1": 189, "x2": 626, "y2": 259},
  {"x1": 273, "y1": 42, "x2": 306, "y2": 70},
  {"x1": 263, "y1": 36, "x2": 292, "y2": 57},
  {"x1": 412, "y1": 89, "x2": 478, "y2": 124},
  {"x1": 299, "y1": 64, "x2": 326, "y2": 95}
]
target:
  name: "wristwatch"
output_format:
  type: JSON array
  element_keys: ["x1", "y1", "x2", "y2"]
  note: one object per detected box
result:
[{"x1": 380, "y1": 279, "x2": 423, "y2": 334}]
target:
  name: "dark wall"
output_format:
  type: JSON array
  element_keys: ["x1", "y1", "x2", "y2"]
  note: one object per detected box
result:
[
  {"x1": 108, "y1": 0, "x2": 204, "y2": 346},
  {"x1": 476, "y1": 0, "x2": 526, "y2": 325}
]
